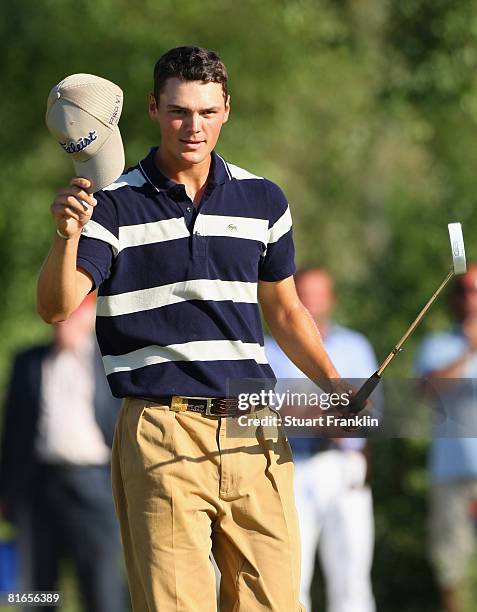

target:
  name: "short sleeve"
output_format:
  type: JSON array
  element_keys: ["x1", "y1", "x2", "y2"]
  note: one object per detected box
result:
[
  {"x1": 259, "y1": 181, "x2": 296, "y2": 281},
  {"x1": 351, "y1": 335, "x2": 379, "y2": 378},
  {"x1": 415, "y1": 333, "x2": 466, "y2": 375},
  {"x1": 76, "y1": 190, "x2": 119, "y2": 290}
]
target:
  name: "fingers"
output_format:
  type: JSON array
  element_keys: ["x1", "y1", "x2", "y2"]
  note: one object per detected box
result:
[
  {"x1": 52, "y1": 176, "x2": 98, "y2": 225},
  {"x1": 61, "y1": 205, "x2": 84, "y2": 222},
  {"x1": 51, "y1": 195, "x2": 97, "y2": 239},
  {"x1": 52, "y1": 194, "x2": 96, "y2": 217},
  {"x1": 50, "y1": 178, "x2": 98, "y2": 239},
  {"x1": 69, "y1": 176, "x2": 92, "y2": 190},
  {"x1": 56, "y1": 187, "x2": 97, "y2": 209},
  {"x1": 67, "y1": 193, "x2": 97, "y2": 212}
]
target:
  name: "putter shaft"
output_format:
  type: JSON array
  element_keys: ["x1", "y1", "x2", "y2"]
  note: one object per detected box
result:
[
  {"x1": 348, "y1": 268, "x2": 456, "y2": 414},
  {"x1": 377, "y1": 268, "x2": 455, "y2": 376}
]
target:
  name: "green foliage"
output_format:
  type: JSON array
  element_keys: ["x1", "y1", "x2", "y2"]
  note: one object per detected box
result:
[{"x1": 2, "y1": 1, "x2": 477, "y2": 609}]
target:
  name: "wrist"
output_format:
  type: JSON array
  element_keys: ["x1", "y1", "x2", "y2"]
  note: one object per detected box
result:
[
  {"x1": 55, "y1": 228, "x2": 82, "y2": 243},
  {"x1": 56, "y1": 228, "x2": 71, "y2": 240}
]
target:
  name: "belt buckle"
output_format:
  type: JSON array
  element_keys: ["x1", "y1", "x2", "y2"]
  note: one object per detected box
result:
[
  {"x1": 170, "y1": 395, "x2": 187, "y2": 412},
  {"x1": 180, "y1": 396, "x2": 217, "y2": 417},
  {"x1": 204, "y1": 398, "x2": 221, "y2": 417}
]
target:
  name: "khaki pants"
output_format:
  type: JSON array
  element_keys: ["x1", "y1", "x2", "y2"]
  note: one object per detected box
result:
[
  {"x1": 111, "y1": 397, "x2": 305, "y2": 612},
  {"x1": 429, "y1": 479, "x2": 477, "y2": 587}
]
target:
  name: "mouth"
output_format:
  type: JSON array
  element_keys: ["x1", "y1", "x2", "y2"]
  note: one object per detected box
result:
[{"x1": 180, "y1": 139, "x2": 205, "y2": 149}]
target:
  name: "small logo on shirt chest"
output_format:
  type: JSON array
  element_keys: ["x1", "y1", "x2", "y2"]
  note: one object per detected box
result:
[{"x1": 227, "y1": 224, "x2": 238, "y2": 231}]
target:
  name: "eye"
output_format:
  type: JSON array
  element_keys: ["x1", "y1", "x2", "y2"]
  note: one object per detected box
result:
[{"x1": 171, "y1": 109, "x2": 187, "y2": 116}]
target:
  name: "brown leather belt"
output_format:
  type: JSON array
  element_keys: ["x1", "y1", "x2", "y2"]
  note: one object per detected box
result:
[{"x1": 138, "y1": 395, "x2": 267, "y2": 417}]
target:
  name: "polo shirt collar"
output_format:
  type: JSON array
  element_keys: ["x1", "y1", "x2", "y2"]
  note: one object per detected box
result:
[{"x1": 138, "y1": 147, "x2": 231, "y2": 192}]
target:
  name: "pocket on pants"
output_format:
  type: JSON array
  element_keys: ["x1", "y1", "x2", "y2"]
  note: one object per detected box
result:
[
  {"x1": 257, "y1": 407, "x2": 293, "y2": 467},
  {"x1": 120, "y1": 400, "x2": 176, "y2": 484}
]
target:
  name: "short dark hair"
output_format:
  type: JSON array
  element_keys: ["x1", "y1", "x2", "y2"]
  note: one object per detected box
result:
[{"x1": 153, "y1": 46, "x2": 228, "y2": 104}]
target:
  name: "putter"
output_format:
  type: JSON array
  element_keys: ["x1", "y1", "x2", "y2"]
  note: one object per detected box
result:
[{"x1": 348, "y1": 222, "x2": 467, "y2": 414}]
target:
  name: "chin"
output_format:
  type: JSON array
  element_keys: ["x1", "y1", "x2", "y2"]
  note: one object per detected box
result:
[{"x1": 179, "y1": 150, "x2": 210, "y2": 165}]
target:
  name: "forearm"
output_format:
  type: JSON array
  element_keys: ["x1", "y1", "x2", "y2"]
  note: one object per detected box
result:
[
  {"x1": 267, "y1": 302, "x2": 340, "y2": 390},
  {"x1": 425, "y1": 351, "x2": 473, "y2": 379},
  {"x1": 37, "y1": 233, "x2": 83, "y2": 322},
  {"x1": 38, "y1": 177, "x2": 97, "y2": 322}
]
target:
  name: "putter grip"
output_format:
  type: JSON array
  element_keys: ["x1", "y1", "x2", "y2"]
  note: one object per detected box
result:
[{"x1": 348, "y1": 372, "x2": 381, "y2": 414}]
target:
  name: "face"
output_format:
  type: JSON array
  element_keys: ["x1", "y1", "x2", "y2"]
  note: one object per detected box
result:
[
  {"x1": 453, "y1": 264, "x2": 477, "y2": 319},
  {"x1": 149, "y1": 78, "x2": 230, "y2": 168},
  {"x1": 295, "y1": 270, "x2": 335, "y2": 321}
]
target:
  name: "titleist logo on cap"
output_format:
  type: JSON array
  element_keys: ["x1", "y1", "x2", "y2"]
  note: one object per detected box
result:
[{"x1": 60, "y1": 130, "x2": 98, "y2": 154}]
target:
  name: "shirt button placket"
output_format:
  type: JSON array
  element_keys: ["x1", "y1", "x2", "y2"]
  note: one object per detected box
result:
[{"x1": 192, "y1": 227, "x2": 207, "y2": 258}]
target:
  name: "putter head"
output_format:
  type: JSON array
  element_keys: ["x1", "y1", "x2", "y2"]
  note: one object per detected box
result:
[{"x1": 448, "y1": 223, "x2": 467, "y2": 275}]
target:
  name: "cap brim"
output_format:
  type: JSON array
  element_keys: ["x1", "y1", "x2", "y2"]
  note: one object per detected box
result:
[{"x1": 72, "y1": 126, "x2": 125, "y2": 193}]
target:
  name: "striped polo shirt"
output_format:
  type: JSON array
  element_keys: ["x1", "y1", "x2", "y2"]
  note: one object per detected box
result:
[{"x1": 76, "y1": 147, "x2": 296, "y2": 398}]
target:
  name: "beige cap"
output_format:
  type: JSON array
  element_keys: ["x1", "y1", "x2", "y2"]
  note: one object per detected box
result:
[{"x1": 46, "y1": 73, "x2": 125, "y2": 193}]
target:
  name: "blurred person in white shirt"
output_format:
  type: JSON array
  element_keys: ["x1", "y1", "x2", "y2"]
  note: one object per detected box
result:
[{"x1": 265, "y1": 268, "x2": 380, "y2": 612}]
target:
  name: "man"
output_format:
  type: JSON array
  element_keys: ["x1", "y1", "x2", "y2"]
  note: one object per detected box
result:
[
  {"x1": 416, "y1": 263, "x2": 477, "y2": 612},
  {"x1": 0, "y1": 295, "x2": 125, "y2": 612},
  {"x1": 37, "y1": 46, "x2": 347, "y2": 611},
  {"x1": 265, "y1": 268, "x2": 378, "y2": 612}
]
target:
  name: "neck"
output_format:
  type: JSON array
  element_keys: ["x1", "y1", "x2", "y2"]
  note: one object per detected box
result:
[{"x1": 155, "y1": 148, "x2": 211, "y2": 205}]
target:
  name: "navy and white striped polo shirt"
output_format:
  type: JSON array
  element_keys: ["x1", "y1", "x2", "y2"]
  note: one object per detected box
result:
[{"x1": 77, "y1": 148, "x2": 296, "y2": 398}]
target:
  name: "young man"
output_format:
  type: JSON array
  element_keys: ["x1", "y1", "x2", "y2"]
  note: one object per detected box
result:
[{"x1": 37, "y1": 46, "x2": 342, "y2": 612}]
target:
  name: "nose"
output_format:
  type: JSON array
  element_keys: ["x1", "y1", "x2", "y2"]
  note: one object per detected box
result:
[{"x1": 185, "y1": 112, "x2": 201, "y2": 133}]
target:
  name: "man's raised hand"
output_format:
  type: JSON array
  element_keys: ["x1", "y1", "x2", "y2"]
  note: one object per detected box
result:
[{"x1": 51, "y1": 177, "x2": 97, "y2": 239}]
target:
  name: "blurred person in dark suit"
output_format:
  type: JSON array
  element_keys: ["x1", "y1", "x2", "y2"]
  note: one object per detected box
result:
[{"x1": 0, "y1": 294, "x2": 126, "y2": 612}]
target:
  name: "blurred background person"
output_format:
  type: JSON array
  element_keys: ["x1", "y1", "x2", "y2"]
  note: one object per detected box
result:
[
  {"x1": 265, "y1": 267, "x2": 380, "y2": 612},
  {"x1": 0, "y1": 294, "x2": 126, "y2": 612},
  {"x1": 416, "y1": 263, "x2": 477, "y2": 612}
]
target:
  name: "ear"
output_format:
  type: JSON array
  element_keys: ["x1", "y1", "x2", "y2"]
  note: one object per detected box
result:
[
  {"x1": 148, "y1": 93, "x2": 158, "y2": 120},
  {"x1": 223, "y1": 94, "x2": 231, "y2": 124}
]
